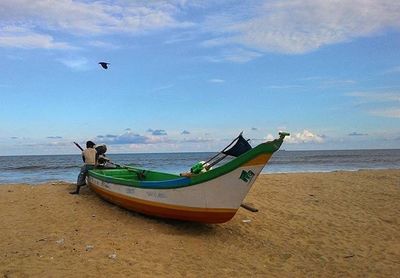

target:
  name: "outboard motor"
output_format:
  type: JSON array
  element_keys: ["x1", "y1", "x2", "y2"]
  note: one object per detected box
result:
[
  {"x1": 95, "y1": 144, "x2": 109, "y2": 165},
  {"x1": 95, "y1": 144, "x2": 107, "y2": 156}
]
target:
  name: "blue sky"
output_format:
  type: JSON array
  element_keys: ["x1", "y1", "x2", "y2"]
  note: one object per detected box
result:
[{"x1": 0, "y1": 0, "x2": 399, "y2": 155}]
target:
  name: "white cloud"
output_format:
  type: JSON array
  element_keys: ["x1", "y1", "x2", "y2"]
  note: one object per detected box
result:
[
  {"x1": 348, "y1": 91, "x2": 400, "y2": 103},
  {"x1": 151, "y1": 84, "x2": 174, "y2": 92},
  {"x1": 57, "y1": 57, "x2": 90, "y2": 70},
  {"x1": 205, "y1": 0, "x2": 400, "y2": 54},
  {"x1": 181, "y1": 137, "x2": 213, "y2": 143},
  {"x1": 206, "y1": 48, "x2": 263, "y2": 63},
  {"x1": 348, "y1": 132, "x2": 368, "y2": 136},
  {"x1": 147, "y1": 129, "x2": 168, "y2": 136},
  {"x1": 370, "y1": 108, "x2": 400, "y2": 118},
  {"x1": 383, "y1": 66, "x2": 400, "y2": 75},
  {"x1": 208, "y1": 78, "x2": 225, "y2": 83},
  {"x1": 265, "y1": 84, "x2": 304, "y2": 90},
  {"x1": 0, "y1": 26, "x2": 72, "y2": 49},
  {"x1": 1, "y1": 0, "x2": 399, "y2": 57},
  {"x1": 348, "y1": 90, "x2": 400, "y2": 118},
  {"x1": 265, "y1": 134, "x2": 275, "y2": 141},
  {"x1": 286, "y1": 129, "x2": 325, "y2": 144},
  {"x1": 224, "y1": 48, "x2": 263, "y2": 62},
  {"x1": 96, "y1": 130, "x2": 169, "y2": 145},
  {"x1": 87, "y1": 40, "x2": 120, "y2": 50},
  {"x1": 0, "y1": 0, "x2": 188, "y2": 36}
]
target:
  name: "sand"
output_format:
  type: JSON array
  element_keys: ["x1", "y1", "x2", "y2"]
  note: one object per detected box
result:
[{"x1": 1, "y1": 169, "x2": 399, "y2": 277}]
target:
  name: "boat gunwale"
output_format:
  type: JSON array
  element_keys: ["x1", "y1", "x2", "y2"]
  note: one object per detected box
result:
[{"x1": 88, "y1": 138, "x2": 283, "y2": 190}]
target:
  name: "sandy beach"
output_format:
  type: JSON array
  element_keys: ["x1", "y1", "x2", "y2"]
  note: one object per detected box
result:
[{"x1": 1, "y1": 169, "x2": 399, "y2": 277}]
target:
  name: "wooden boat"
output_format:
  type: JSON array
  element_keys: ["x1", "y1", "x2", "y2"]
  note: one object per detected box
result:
[{"x1": 87, "y1": 132, "x2": 289, "y2": 223}]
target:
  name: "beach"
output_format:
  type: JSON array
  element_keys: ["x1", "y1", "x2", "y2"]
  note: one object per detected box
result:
[{"x1": 1, "y1": 169, "x2": 399, "y2": 277}]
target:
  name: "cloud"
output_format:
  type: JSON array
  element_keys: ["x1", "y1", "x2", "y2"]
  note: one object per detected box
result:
[
  {"x1": 0, "y1": 1, "x2": 189, "y2": 37},
  {"x1": 348, "y1": 91, "x2": 400, "y2": 103},
  {"x1": 182, "y1": 138, "x2": 213, "y2": 143},
  {"x1": 382, "y1": 66, "x2": 400, "y2": 75},
  {"x1": 348, "y1": 132, "x2": 368, "y2": 136},
  {"x1": 2, "y1": 0, "x2": 398, "y2": 60},
  {"x1": 265, "y1": 134, "x2": 275, "y2": 141},
  {"x1": 163, "y1": 30, "x2": 198, "y2": 45},
  {"x1": 204, "y1": 0, "x2": 400, "y2": 54},
  {"x1": 95, "y1": 129, "x2": 219, "y2": 147},
  {"x1": 24, "y1": 141, "x2": 74, "y2": 148},
  {"x1": 147, "y1": 129, "x2": 168, "y2": 136},
  {"x1": 318, "y1": 78, "x2": 356, "y2": 87},
  {"x1": 151, "y1": 84, "x2": 174, "y2": 92},
  {"x1": 46, "y1": 136, "x2": 63, "y2": 139},
  {"x1": 206, "y1": 48, "x2": 263, "y2": 63},
  {"x1": 370, "y1": 108, "x2": 400, "y2": 118},
  {"x1": 265, "y1": 84, "x2": 304, "y2": 90},
  {"x1": 96, "y1": 131, "x2": 154, "y2": 145},
  {"x1": 286, "y1": 129, "x2": 325, "y2": 144},
  {"x1": 251, "y1": 127, "x2": 258, "y2": 131},
  {"x1": 97, "y1": 134, "x2": 118, "y2": 139},
  {"x1": 0, "y1": 26, "x2": 73, "y2": 49},
  {"x1": 250, "y1": 134, "x2": 276, "y2": 142},
  {"x1": 0, "y1": 1, "x2": 196, "y2": 51},
  {"x1": 87, "y1": 40, "x2": 120, "y2": 50},
  {"x1": 208, "y1": 78, "x2": 225, "y2": 83},
  {"x1": 348, "y1": 90, "x2": 400, "y2": 118},
  {"x1": 153, "y1": 130, "x2": 168, "y2": 136},
  {"x1": 57, "y1": 57, "x2": 89, "y2": 70}
]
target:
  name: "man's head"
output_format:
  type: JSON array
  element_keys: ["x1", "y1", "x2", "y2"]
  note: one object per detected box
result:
[{"x1": 86, "y1": 141, "x2": 95, "y2": 148}]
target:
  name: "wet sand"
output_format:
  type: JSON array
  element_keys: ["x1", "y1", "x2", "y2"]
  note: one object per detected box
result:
[{"x1": 1, "y1": 169, "x2": 399, "y2": 277}]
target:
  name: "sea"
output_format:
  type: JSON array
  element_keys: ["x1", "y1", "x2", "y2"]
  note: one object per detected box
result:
[{"x1": 0, "y1": 149, "x2": 399, "y2": 184}]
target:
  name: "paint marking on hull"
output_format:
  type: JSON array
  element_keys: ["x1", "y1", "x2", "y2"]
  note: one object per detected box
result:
[
  {"x1": 242, "y1": 154, "x2": 272, "y2": 167},
  {"x1": 89, "y1": 182, "x2": 237, "y2": 223}
]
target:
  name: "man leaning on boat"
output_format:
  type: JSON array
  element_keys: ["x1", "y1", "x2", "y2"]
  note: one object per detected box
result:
[{"x1": 70, "y1": 141, "x2": 97, "y2": 195}]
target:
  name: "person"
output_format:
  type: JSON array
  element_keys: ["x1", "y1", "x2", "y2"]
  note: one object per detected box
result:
[{"x1": 70, "y1": 141, "x2": 97, "y2": 194}]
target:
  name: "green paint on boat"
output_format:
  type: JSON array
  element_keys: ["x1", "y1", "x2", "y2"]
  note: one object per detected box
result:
[{"x1": 88, "y1": 133, "x2": 288, "y2": 189}]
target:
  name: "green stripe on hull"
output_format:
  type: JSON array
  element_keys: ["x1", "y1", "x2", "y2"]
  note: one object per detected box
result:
[{"x1": 88, "y1": 136, "x2": 285, "y2": 190}]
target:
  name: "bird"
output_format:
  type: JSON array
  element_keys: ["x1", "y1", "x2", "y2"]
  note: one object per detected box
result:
[{"x1": 98, "y1": 62, "x2": 110, "y2": 69}]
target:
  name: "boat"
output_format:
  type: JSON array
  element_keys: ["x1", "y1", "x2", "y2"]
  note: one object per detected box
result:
[{"x1": 87, "y1": 132, "x2": 289, "y2": 223}]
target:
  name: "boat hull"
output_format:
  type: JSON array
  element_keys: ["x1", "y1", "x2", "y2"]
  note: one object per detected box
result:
[
  {"x1": 89, "y1": 181, "x2": 237, "y2": 223},
  {"x1": 87, "y1": 133, "x2": 288, "y2": 223},
  {"x1": 87, "y1": 155, "x2": 269, "y2": 223}
]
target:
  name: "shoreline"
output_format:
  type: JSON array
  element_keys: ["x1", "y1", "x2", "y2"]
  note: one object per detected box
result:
[
  {"x1": 2, "y1": 148, "x2": 399, "y2": 185},
  {"x1": 1, "y1": 169, "x2": 399, "y2": 277},
  {"x1": 1, "y1": 167, "x2": 400, "y2": 185}
]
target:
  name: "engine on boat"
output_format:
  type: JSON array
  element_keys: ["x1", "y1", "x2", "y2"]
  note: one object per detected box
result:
[
  {"x1": 95, "y1": 144, "x2": 107, "y2": 155},
  {"x1": 95, "y1": 144, "x2": 109, "y2": 165}
]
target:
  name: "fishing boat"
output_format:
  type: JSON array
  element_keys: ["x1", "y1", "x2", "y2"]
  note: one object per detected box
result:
[{"x1": 87, "y1": 132, "x2": 289, "y2": 223}]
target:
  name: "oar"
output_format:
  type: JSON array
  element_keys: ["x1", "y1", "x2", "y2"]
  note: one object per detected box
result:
[{"x1": 73, "y1": 142, "x2": 84, "y2": 151}]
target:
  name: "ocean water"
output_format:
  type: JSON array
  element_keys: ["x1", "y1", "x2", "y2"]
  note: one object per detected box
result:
[{"x1": 0, "y1": 149, "x2": 399, "y2": 184}]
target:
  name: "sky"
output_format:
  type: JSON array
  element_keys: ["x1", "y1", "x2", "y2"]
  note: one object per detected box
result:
[{"x1": 0, "y1": 0, "x2": 399, "y2": 155}]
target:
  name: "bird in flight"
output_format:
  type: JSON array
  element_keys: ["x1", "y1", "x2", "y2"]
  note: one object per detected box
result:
[{"x1": 98, "y1": 62, "x2": 110, "y2": 69}]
